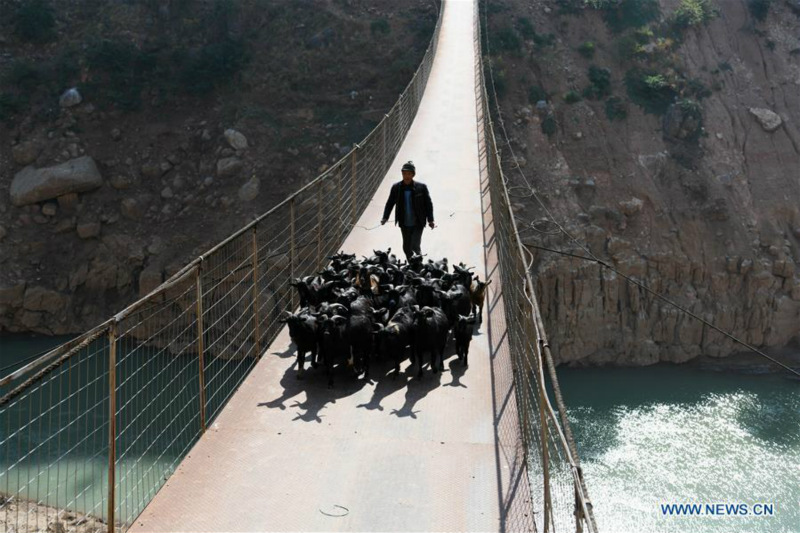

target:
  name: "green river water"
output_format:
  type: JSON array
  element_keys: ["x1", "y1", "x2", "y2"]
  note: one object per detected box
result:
[{"x1": 2, "y1": 336, "x2": 799, "y2": 531}]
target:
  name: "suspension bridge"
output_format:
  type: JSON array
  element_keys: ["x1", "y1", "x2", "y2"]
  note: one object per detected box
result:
[{"x1": 1, "y1": 1, "x2": 595, "y2": 531}]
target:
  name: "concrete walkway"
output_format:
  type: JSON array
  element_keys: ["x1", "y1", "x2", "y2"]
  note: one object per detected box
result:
[{"x1": 135, "y1": 1, "x2": 530, "y2": 530}]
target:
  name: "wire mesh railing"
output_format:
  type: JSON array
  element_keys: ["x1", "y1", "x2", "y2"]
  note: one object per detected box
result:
[
  {"x1": 475, "y1": 1, "x2": 597, "y2": 531},
  {"x1": 0, "y1": 4, "x2": 442, "y2": 531}
]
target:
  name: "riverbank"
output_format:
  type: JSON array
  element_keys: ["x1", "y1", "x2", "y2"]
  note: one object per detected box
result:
[{"x1": 0, "y1": 496, "x2": 108, "y2": 533}]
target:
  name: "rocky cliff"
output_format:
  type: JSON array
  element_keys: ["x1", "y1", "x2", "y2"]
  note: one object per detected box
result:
[
  {"x1": 485, "y1": 0, "x2": 800, "y2": 364},
  {"x1": 0, "y1": 0, "x2": 437, "y2": 335}
]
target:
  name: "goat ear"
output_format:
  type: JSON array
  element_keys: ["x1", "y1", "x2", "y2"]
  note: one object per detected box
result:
[{"x1": 486, "y1": 279, "x2": 493, "y2": 286}]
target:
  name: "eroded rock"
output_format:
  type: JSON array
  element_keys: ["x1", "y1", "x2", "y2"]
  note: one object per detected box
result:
[{"x1": 10, "y1": 157, "x2": 102, "y2": 206}]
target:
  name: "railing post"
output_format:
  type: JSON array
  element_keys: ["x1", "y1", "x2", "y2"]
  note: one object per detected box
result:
[
  {"x1": 252, "y1": 226, "x2": 260, "y2": 358},
  {"x1": 316, "y1": 185, "x2": 323, "y2": 270},
  {"x1": 107, "y1": 323, "x2": 117, "y2": 533},
  {"x1": 351, "y1": 146, "x2": 358, "y2": 225},
  {"x1": 196, "y1": 264, "x2": 206, "y2": 434},
  {"x1": 382, "y1": 114, "x2": 388, "y2": 174},
  {"x1": 289, "y1": 198, "x2": 296, "y2": 311},
  {"x1": 538, "y1": 338, "x2": 552, "y2": 533}
]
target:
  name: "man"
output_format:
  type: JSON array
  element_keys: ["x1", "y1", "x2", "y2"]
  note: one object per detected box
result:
[{"x1": 380, "y1": 161, "x2": 435, "y2": 260}]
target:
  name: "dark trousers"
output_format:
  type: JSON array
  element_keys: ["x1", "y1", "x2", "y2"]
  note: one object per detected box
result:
[{"x1": 400, "y1": 225, "x2": 424, "y2": 260}]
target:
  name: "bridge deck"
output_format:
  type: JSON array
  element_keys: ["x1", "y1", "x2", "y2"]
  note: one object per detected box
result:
[{"x1": 134, "y1": 1, "x2": 530, "y2": 530}]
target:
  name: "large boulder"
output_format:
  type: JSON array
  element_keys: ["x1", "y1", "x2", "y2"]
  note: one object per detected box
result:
[
  {"x1": 749, "y1": 107, "x2": 782, "y2": 132},
  {"x1": 23, "y1": 286, "x2": 69, "y2": 313},
  {"x1": 10, "y1": 156, "x2": 102, "y2": 206}
]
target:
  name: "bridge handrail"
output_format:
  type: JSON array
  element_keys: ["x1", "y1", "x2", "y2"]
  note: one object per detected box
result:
[{"x1": 476, "y1": 1, "x2": 597, "y2": 531}]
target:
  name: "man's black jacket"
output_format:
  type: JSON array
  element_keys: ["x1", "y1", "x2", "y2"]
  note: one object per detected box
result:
[{"x1": 382, "y1": 180, "x2": 434, "y2": 227}]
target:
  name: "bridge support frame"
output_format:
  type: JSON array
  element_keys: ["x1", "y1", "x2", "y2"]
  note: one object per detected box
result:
[
  {"x1": 196, "y1": 264, "x2": 206, "y2": 434},
  {"x1": 289, "y1": 198, "x2": 296, "y2": 311},
  {"x1": 107, "y1": 323, "x2": 117, "y2": 533},
  {"x1": 252, "y1": 227, "x2": 260, "y2": 358}
]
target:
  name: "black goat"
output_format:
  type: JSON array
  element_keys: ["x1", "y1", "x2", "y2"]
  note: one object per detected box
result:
[
  {"x1": 280, "y1": 311, "x2": 319, "y2": 378},
  {"x1": 454, "y1": 314, "x2": 477, "y2": 367},
  {"x1": 412, "y1": 306, "x2": 449, "y2": 377},
  {"x1": 376, "y1": 306, "x2": 416, "y2": 378},
  {"x1": 319, "y1": 315, "x2": 348, "y2": 388}
]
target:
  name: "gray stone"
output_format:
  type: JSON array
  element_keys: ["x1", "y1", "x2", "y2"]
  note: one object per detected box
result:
[
  {"x1": 41, "y1": 203, "x2": 58, "y2": 217},
  {"x1": 111, "y1": 128, "x2": 121, "y2": 141},
  {"x1": 224, "y1": 129, "x2": 248, "y2": 150},
  {"x1": 161, "y1": 187, "x2": 174, "y2": 199},
  {"x1": 110, "y1": 174, "x2": 133, "y2": 190},
  {"x1": 749, "y1": 107, "x2": 783, "y2": 132},
  {"x1": 140, "y1": 162, "x2": 167, "y2": 179},
  {"x1": 121, "y1": 198, "x2": 144, "y2": 220},
  {"x1": 59, "y1": 88, "x2": 82, "y2": 108},
  {"x1": 217, "y1": 157, "x2": 243, "y2": 178},
  {"x1": 76, "y1": 222, "x2": 101, "y2": 239},
  {"x1": 12, "y1": 141, "x2": 41, "y2": 166},
  {"x1": 10, "y1": 156, "x2": 103, "y2": 206},
  {"x1": 239, "y1": 176, "x2": 261, "y2": 202},
  {"x1": 618, "y1": 197, "x2": 644, "y2": 216}
]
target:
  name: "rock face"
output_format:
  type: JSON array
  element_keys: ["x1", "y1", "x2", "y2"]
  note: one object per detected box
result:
[
  {"x1": 10, "y1": 157, "x2": 103, "y2": 206},
  {"x1": 748, "y1": 107, "x2": 783, "y2": 132}
]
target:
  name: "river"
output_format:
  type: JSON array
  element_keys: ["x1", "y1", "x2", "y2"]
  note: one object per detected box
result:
[{"x1": 557, "y1": 363, "x2": 800, "y2": 533}]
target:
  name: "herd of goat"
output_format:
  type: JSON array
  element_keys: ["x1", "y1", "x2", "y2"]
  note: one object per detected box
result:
[{"x1": 280, "y1": 249, "x2": 492, "y2": 387}]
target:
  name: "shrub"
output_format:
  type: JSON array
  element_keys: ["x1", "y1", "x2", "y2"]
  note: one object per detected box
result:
[
  {"x1": 748, "y1": 0, "x2": 771, "y2": 21},
  {"x1": 14, "y1": 0, "x2": 56, "y2": 43},
  {"x1": 528, "y1": 85, "x2": 548, "y2": 104},
  {"x1": 5, "y1": 60, "x2": 43, "y2": 92},
  {"x1": 541, "y1": 114, "x2": 557, "y2": 136},
  {"x1": 517, "y1": 17, "x2": 537, "y2": 40},
  {"x1": 492, "y1": 27, "x2": 521, "y2": 53},
  {"x1": 533, "y1": 32, "x2": 556, "y2": 48},
  {"x1": 605, "y1": 96, "x2": 628, "y2": 120},
  {"x1": 625, "y1": 68, "x2": 677, "y2": 115},
  {"x1": 578, "y1": 41, "x2": 596, "y2": 59},
  {"x1": 583, "y1": 65, "x2": 611, "y2": 99},
  {"x1": 564, "y1": 90, "x2": 582, "y2": 103},
  {"x1": 600, "y1": 0, "x2": 660, "y2": 33},
  {"x1": 0, "y1": 93, "x2": 23, "y2": 121},
  {"x1": 179, "y1": 39, "x2": 248, "y2": 96},
  {"x1": 85, "y1": 39, "x2": 157, "y2": 109},
  {"x1": 673, "y1": 0, "x2": 716, "y2": 28},
  {"x1": 370, "y1": 18, "x2": 391, "y2": 36}
]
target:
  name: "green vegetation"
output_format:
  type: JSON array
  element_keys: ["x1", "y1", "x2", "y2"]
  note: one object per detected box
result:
[
  {"x1": 14, "y1": 0, "x2": 56, "y2": 43},
  {"x1": 492, "y1": 27, "x2": 522, "y2": 53},
  {"x1": 605, "y1": 96, "x2": 628, "y2": 120},
  {"x1": 370, "y1": 18, "x2": 391, "y2": 36},
  {"x1": 672, "y1": 0, "x2": 717, "y2": 28},
  {"x1": 599, "y1": 0, "x2": 661, "y2": 33},
  {"x1": 748, "y1": 0, "x2": 771, "y2": 21},
  {"x1": 517, "y1": 17, "x2": 537, "y2": 40},
  {"x1": 564, "y1": 90, "x2": 582, "y2": 103},
  {"x1": 583, "y1": 65, "x2": 611, "y2": 99},
  {"x1": 5, "y1": 61, "x2": 44, "y2": 92},
  {"x1": 578, "y1": 41, "x2": 596, "y2": 59},
  {"x1": 528, "y1": 85, "x2": 548, "y2": 104},
  {"x1": 0, "y1": 93, "x2": 23, "y2": 122},
  {"x1": 541, "y1": 114, "x2": 557, "y2": 136},
  {"x1": 624, "y1": 68, "x2": 678, "y2": 115}
]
